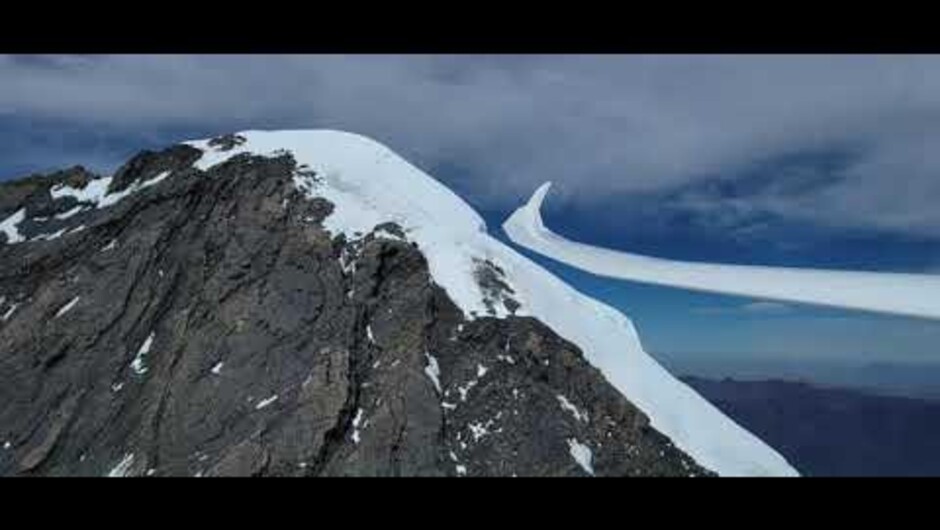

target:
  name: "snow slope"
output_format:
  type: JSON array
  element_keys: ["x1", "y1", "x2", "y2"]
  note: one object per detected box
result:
[
  {"x1": 505, "y1": 182, "x2": 940, "y2": 321},
  {"x1": 184, "y1": 130, "x2": 799, "y2": 477}
]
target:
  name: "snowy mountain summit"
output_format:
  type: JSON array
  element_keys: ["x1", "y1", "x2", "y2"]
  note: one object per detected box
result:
[{"x1": 0, "y1": 130, "x2": 797, "y2": 477}]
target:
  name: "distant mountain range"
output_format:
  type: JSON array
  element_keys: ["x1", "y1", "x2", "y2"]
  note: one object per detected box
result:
[
  {"x1": 683, "y1": 376, "x2": 940, "y2": 476},
  {"x1": 664, "y1": 357, "x2": 940, "y2": 401}
]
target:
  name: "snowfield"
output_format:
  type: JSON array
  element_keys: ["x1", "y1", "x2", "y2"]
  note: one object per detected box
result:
[
  {"x1": 185, "y1": 130, "x2": 799, "y2": 477},
  {"x1": 505, "y1": 182, "x2": 940, "y2": 321}
]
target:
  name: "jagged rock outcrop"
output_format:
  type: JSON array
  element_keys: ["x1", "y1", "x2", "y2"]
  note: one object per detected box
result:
[{"x1": 0, "y1": 138, "x2": 710, "y2": 477}]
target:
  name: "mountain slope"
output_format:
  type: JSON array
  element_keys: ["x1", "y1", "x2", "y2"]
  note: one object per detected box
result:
[{"x1": 0, "y1": 130, "x2": 795, "y2": 476}]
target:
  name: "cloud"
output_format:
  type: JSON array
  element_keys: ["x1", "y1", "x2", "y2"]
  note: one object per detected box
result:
[
  {"x1": 694, "y1": 301, "x2": 792, "y2": 315},
  {"x1": 741, "y1": 301, "x2": 792, "y2": 314},
  {"x1": 2, "y1": 54, "x2": 940, "y2": 236},
  {"x1": 691, "y1": 306, "x2": 733, "y2": 315}
]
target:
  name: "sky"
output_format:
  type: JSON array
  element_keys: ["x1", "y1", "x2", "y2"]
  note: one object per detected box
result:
[{"x1": 2, "y1": 54, "x2": 940, "y2": 390}]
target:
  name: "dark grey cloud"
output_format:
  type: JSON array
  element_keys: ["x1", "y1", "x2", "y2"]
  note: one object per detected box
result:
[{"x1": 2, "y1": 54, "x2": 940, "y2": 236}]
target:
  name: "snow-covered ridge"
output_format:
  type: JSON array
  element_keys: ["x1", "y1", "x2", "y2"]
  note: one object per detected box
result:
[
  {"x1": 504, "y1": 182, "x2": 940, "y2": 321},
  {"x1": 184, "y1": 129, "x2": 798, "y2": 477},
  {"x1": 187, "y1": 131, "x2": 502, "y2": 319}
]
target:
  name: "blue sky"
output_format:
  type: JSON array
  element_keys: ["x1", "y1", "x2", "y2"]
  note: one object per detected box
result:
[{"x1": 3, "y1": 55, "x2": 940, "y2": 387}]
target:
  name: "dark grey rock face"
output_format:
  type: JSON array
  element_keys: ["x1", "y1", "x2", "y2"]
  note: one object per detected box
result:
[{"x1": 0, "y1": 143, "x2": 711, "y2": 477}]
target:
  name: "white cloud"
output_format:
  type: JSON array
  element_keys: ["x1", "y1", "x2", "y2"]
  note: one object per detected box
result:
[
  {"x1": 693, "y1": 301, "x2": 792, "y2": 316},
  {"x1": 3, "y1": 54, "x2": 940, "y2": 236},
  {"x1": 741, "y1": 301, "x2": 792, "y2": 314}
]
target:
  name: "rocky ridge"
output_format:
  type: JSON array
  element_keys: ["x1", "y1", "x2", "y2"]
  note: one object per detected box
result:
[{"x1": 0, "y1": 134, "x2": 710, "y2": 477}]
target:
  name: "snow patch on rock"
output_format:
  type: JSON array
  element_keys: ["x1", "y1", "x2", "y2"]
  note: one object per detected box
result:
[
  {"x1": 351, "y1": 408, "x2": 364, "y2": 444},
  {"x1": 567, "y1": 438, "x2": 594, "y2": 476},
  {"x1": 107, "y1": 453, "x2": 135, "y2": 477},
  {"x1": 130, "y1": 332, "x2": 154, "y2": 375},
  {"x1": 54, "y1": 296, "x2": 80, "y2": 319},
  {"x1": 2, "y1": 301, "x2": 19, "y2": 322},
  {"x1": 424, "y1": 352, "x2": 442, "y2": 394},
  {"x1": 0, "y1": 209, "x2": 26, "y2": 244},
  {"x1": 556, "y1": 394, "x2": 589, "y2": 423},
  {"x1": 255, "y1": 394, "x2": 278, "y2": 410}
]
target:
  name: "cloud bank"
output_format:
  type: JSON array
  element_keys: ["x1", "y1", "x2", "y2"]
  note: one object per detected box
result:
[{"x1": 2, "y1": 54, "x2": 940, "y2": 236}]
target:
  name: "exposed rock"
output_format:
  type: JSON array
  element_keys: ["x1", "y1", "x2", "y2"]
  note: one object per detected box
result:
[
  {"x1": 108, "y1": 145, "x2": 202, "y2": 193},
  {"x1": 0, "y1": 145, "x2": 711, "y2": 477},
  {"x1": 206, "y1": 133, "x2": 247, "y2": 152},
  {"x1": 474, "y1": 258, "x2": 520, "y2": 317}
]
